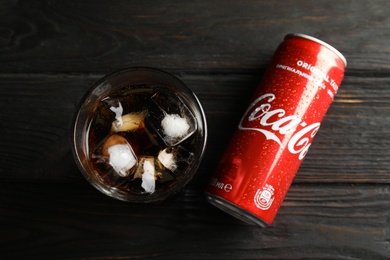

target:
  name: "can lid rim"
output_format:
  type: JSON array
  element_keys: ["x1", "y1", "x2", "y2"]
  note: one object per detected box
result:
[{"x1": 286, "y1": 33, "x2": 347, "y2": 68}]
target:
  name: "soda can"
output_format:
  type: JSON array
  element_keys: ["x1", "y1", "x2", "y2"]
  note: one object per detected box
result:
[{"x1": 205, "y1": 33, "x2": 347, "y2": 227}]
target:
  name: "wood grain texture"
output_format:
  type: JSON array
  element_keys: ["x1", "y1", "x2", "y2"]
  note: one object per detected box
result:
[
  {"x1": 0, "y1": 0, "x2": 390, "y2": 259},
  {"x1": 0, "y1": 0, "x2": 389, "y2": 73},
  {"x1": 1, "y1": 183, "x2": 389, "y2": 259}
]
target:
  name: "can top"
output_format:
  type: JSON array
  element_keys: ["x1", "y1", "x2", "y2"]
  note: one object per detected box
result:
[{"x1": 285, "y1": 33, "x2": 347, "y2": 68}]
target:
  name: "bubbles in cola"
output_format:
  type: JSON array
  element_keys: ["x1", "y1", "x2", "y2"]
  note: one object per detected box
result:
[{"x1": 89, "y1": 84, "x2": 197, "y2": 195}]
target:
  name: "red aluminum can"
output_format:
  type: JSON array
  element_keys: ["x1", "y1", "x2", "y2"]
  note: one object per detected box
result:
[{"x1": 205, "y1": 33, "x2": 347, "y2": 227}]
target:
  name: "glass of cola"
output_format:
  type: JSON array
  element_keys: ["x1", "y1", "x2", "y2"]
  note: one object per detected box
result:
[{"x1": 72, "y1": 68, "x2": 207, "y2": 202}]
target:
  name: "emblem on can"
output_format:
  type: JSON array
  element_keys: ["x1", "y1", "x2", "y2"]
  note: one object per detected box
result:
[{"x1": 254, "y1": 184, "x2": 275, "y2": 210}]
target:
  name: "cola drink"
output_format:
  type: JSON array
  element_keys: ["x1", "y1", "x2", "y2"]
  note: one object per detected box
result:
[
  {"x1": 205, "y1": 34, "x2": 346, "y2": 227},
  {"x1": 73, "y1": 68, "x2": 207, "y2": 203}
]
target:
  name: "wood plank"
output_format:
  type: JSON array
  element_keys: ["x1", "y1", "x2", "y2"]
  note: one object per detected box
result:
[
  {"x1": 0, "y1": 182, "x2": 389, "y2": 259},
  {"x1": 0, "y1": 1, "x2": 389, "y2": 73},
  {"x1": 0, "y1": 74, "x2": 96, "y2": 182},
  {"x1": 0, "y1": 72, "x2": 389, "y2": 183}
]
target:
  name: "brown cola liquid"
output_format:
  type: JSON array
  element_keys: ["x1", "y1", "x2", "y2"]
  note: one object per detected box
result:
[{"x1": 87, "y1": 84, "x2": 196, "y2": 195}]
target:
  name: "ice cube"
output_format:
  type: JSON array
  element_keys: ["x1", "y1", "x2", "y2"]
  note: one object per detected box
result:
[
  {"x1": 134, "y1": 156, "x2": 153, "y2": 179},
  {"x1": 157, "y1": 146, "x2": 194, "y2": 175},
  {"x1": 111, "y1": 111, "x2": 146, "y2": 132},
  {"x1": 133, "y1": 156, "x2": 156, "y2": 193},
  {"x1": 141, "y1": 160, "x2": 155, "y2": 193},
  {"x1": 145, "y1": 92, "x2": 197, "y2": 146},
  {"x1": 157, "y1": 147, "x2": 177, "y2": 171},
  {"x1": 101, "y1": 134, "x2": 138, "y2": 177},
  {"x1": 90, "y1": 153, "x2": 128, "y2": 187},
  {"x1": 161, "y1": 114, "x2": 190, "y2": 139},
  {"x1": 134, "y1": 156, "x2": 175, "y2": 188},
  {"x1": 109, "y1": 101, "x2": 124, "y2": 125},
  {"x1": 108, "y1": 144, "x2": 137, "y2": 177}
]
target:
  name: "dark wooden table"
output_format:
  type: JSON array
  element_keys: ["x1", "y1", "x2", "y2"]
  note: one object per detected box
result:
[{"x1": 1, "y1": 1, "x2": 389, "y2": 259}]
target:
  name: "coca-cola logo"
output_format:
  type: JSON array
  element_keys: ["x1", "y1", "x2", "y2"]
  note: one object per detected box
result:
[{"x1": 238, "y1": 93, "x2": 320, "y2": 160}]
